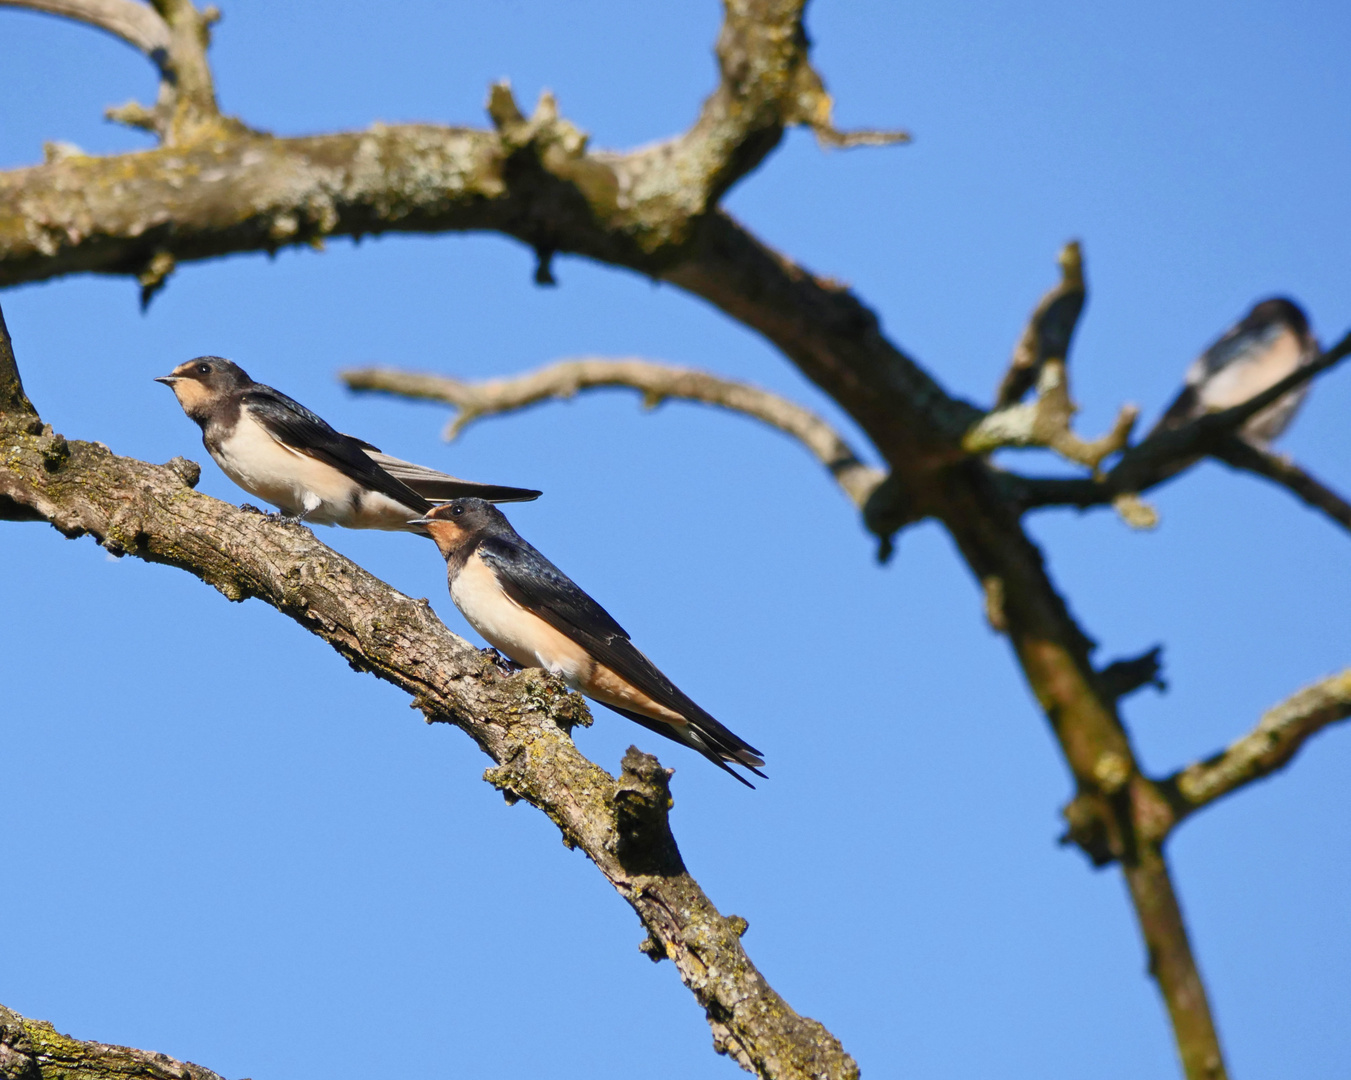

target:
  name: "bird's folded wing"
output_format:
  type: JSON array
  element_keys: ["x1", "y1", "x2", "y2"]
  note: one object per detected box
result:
[
  {"x1": 476, "y1": 537, "x2": 763, "y2": 763},
  {"x1": 242, "y1": 389, "x2": 431, "y2": 512},
  {"x1": 363, "y1": 451, "x2": 542, "y2": 503}
]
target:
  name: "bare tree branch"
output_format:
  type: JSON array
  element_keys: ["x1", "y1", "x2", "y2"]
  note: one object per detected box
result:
[
  {"x1": 0, "y1": 1003, "x2": 225, "y2": 1080},
  {"x1": 620, "y1": 0, "x2": 908, "y2": 224},
  {"x1": 1159, "y1": 670, "x2": 1351, "y2": 828},
  {"x1": 996, "y1": 240, "x2": 1087, "y2": 409},
  {"x1": 0, "y1": 0, "x2": 170, "y2": 56},
  {"x1": 1, "y1": 0, "x2": 236, "y2": 148},
  {"x1": 5, "y1": 3, "x2": 1317, "y2": 1073},
  {"x1": 0, "y1": 313, "x2": 857, "y2": 1080},
  {"x1": 964, "y1": 242, "x2": 1138, "y2": 471},
  {"x1": 1210, "y1": 437, "x2": 1351, "y2": 534},
  {"x1": 1098, "y1": 646, "x2": 1166, "y2": 702},
  {"x1": 342, "y1": 358, "x2": 886, "y2": 509}
]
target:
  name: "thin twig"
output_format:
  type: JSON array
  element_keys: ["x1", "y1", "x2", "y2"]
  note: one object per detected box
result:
[
  {"x1": 341, "y1": 358, "x2": 886, "y2": 509},
  {"x1": 1160, "y1": 670, "x2": 1351, "y2": 827},
  {"x1": 1211, "y1": 437, "x2": 1351, "y2": 536}
]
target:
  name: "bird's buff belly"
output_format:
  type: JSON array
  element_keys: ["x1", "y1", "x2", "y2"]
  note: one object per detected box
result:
[
  {"x1": 210, "y1": 420, "x2": 415, "y2": 529},
  {"x1": 450, "y1": 558, "x2": 684, "y2": 724},
  {"x1": 451, "y1": 559, "x2": 594, "y2": 682}
]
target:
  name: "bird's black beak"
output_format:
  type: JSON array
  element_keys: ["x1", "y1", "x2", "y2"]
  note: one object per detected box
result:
[
  {"x1": 406, "y1": 516, "x2": 434, "y2": 527},
  {"x1": 154, "y1": 375, "x2": 180, "y2": 386}
]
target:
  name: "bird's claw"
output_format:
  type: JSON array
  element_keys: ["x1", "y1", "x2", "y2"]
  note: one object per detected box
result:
[{"x1": 487, "y1": 648, "x2": 522, "y2": 675}]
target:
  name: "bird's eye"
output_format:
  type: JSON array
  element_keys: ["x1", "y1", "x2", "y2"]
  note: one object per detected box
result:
[
  {"x1": 450, "y1": 505, "x2": 464, "y2": 516},
  {"x1": 196, "y1": 362, "x2": 212, "y2": 375}
]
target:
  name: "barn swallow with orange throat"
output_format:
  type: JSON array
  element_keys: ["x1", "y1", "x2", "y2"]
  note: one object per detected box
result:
[
  {"x1": 156, "y1": 357, "x2": 541, "y2": 529},
  {"x1": 412, "y1": 498, "x2": 766, "y2": 786}
]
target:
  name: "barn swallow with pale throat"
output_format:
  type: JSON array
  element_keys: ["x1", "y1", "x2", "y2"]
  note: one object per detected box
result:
[
  {"x1": 412, "y1": 499, "x2": 766, "y2": 786},
  {"x1": 1149, "y1": 298, "x2": 1318, "y2": 446},
  {"x1": 156, "y1": 357, "x2": 541, "y2": 529}
]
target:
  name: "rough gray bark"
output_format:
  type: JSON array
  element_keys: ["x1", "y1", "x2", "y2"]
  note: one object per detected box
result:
[{"x1": 0, "y1": 1004, "x2": 225, "y2": 1080}]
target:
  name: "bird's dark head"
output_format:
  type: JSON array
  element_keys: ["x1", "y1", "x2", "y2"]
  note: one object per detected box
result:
[
  {"x1": 409, "y1": 498, "x2": 513, "y2": 557},
  {"x1": 1246, "y1": 297, "x2": 1311, "y2": 339},
  {"x1": 155, "y1": 356, "x2": 252, "y2": 420}
]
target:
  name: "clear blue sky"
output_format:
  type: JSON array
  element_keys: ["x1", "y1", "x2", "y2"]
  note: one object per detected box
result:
[{"x1": 2, "y1": 2, "x2": 1348, "y2": 1077}]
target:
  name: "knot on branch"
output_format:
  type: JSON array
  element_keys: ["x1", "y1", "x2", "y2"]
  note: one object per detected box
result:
[
  {"x1": 512, "y1": 667, "x2": 592, "y2": 733},
  {"x1": 1060, "y1": 789, "x2": 1122, "y2": 868},
  {"x1": 164, "y1": 456, "x2": 201, "y2": 488},
  {"x1": 488, "y1": 82, "x2": 588, "y2": 159},
  {"x1": 137, "y1": 250, "x2": 176, "y2": 309},
  {"x1": 611, "y1": 747, "x2": 684, "y2": 877},
  {"x1": 39, "y1": 430, "x2": 69, "y2": 472}
]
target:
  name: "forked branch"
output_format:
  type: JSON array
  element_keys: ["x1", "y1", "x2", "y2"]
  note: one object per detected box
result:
[
  {"x1": 341, "y1": 358, "x2": 886, "y2": 509},
  {"x1": 0, "y1": 0, "x2": 237, "y2": 146},
  {"x1": 965, "y1": 242, "x2": 1138, "y2": 471},
  {"x1": 1, "y1": 0, "x2": 169, "y2": 53}
]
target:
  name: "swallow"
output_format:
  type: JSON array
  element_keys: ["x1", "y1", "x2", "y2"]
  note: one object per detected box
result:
[
  {"x1": 1149, "y1": 297, "x2": 1318, "y2": 446},
  {"x1": 156, "y1": 357, "x2": 541, "y2": 529},
  {"x1": 412, "y1": 499, "x2": 766, "y2": 786}
]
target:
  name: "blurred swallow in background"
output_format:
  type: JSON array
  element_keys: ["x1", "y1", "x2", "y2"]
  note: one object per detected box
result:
[
  {"x1": 412, "y1": 498, "x2": 766, "y2": 786},
  {"x1": 156, "y1": 357, "x2": 541, "y2": 529},
  {"x1": 1149, "y1": 297, "x2": 1318, "y2": 447}
]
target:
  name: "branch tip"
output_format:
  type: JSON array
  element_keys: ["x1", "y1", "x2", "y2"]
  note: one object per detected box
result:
[{"x1": 1162, "y1": 669, "x2": 1351, "y2": 826}]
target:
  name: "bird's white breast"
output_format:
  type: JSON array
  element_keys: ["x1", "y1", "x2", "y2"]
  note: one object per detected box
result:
[
  {"x1": 450, "y1": 554, "x2": 592, "y2": 684},
  {"x1": 210, "y1": 411, "x2": 416, "y2": 528},
  {"x1": 1197, "y1": 328, "x2": 1309, "y2": 443},
  {"x1": 1199, "y1": 328, "x2": 1303, "y2": 412}
]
